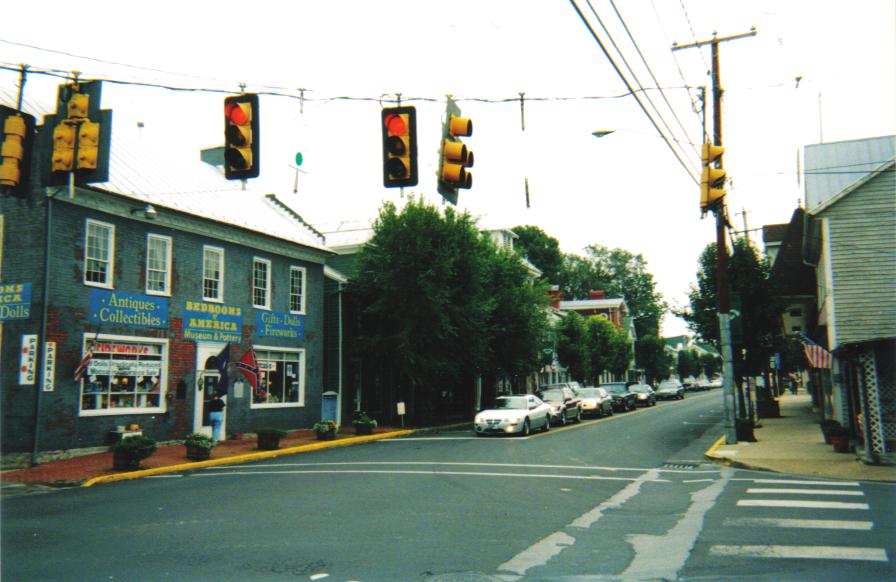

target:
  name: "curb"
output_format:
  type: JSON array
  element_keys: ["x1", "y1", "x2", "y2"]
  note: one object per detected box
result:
[
  {"x1": 82, "y1": 429, "x2": 415, "y2": 488},
  {"x1": 704, "y1": 434, "x2": 728, "y2": 462}
]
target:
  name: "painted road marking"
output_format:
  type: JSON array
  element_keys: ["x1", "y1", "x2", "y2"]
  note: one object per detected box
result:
[
  {"x1": 193, "y1": 468, "x2": 668, "y2": 483},
  {"x1": 750, "y1": 479, "x2": 861, "y2": 487},
  {"x1": 723, "y1": 517, "x2": 874, "y2": 530},
  {"x1": 737, "y1": 499, "x2": 869, "y2": 510},
  {"x1": 206, "y1": 460, "x2": 721, "y2": 474},
  {"x1": 709, "y1": 544, "x2": 887, "y2": 562},
  {"x1": 745, "y1": 488, "x2": 864, "y2": 496}
]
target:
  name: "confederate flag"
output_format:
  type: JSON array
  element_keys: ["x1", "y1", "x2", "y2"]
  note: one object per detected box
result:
[
  {"x1": 73, "y1": 346, "x2": 93, "y2": 382},
  {"x1": 237, "y1": 347, "x2": 259, "y2": 392}
]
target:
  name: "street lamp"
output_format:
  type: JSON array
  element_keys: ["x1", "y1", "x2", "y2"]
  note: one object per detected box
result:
[{"x1": 591, "y1": 130, "x2": 615, "y2": 138}]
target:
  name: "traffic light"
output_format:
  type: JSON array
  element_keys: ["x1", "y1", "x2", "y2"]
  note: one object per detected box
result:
[
  {"x1": 700, "y1": 142, "x2": 726, "y2": 211},
  {"x1": 224, "y1": 93, "x2": 260, "y2": 180},
  {"x1": 0, "y1": 106, "x2": 36, "y2": 197},
  {"x1": 42, "y1": 81, "x2": 112, "y2": 187},
  {"x1": 437, "y1": 97, "x2": 473, "y2": 205},
  {"x1": 380, "y1": 106, "x2": 418, "y2": 188}
]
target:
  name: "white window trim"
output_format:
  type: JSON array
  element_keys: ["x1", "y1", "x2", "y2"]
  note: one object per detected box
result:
[
  {"x1": 249, "y1": 345, "x2": 305, "y2": 409},
  {"x1": 145, "y1": 234, "x2": 172, "y2": 296},
  {"x1": 84, "y1": 219, "x2": 115, "y2": 289},
  {"x1": 202, "y1": 245, "x2": 225, "y2": 303},
  {"x1": 77, "y1": 332, "x2": 169, "y2": 417},
  {"x1": 253, "y1": 257, "x2": 272, "y2": 310},
  {"x1": 289, "y1": 265, "x2": 307, "y2": 315}
]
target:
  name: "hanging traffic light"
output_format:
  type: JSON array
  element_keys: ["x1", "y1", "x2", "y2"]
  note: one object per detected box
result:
[
  {"x1": 437, "y1": 97, "x2": 474, "y2": 205},
  {"x1": 224, "y1": 93, "x2": 260, "y2": 180},
  {"x1": 41, "y1": 80, "x2": 112, "y2": 187},
  {"x1": 700, "y1": 142, "x2": 726, "y2": 211},
  {"x1": 0, "y1": 105, "x2": 36, "y2": 197},
  {"x1": 381, "y1": 106, "x2": 418, "y2": 188}
]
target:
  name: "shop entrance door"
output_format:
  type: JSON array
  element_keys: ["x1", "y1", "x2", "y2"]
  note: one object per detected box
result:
[{"x1": 193, "y1": 343, "x2": 227, "y2": 436}]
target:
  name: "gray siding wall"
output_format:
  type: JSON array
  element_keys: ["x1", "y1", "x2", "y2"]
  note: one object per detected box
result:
[{"x1": 823, "y1": 167, "x2": 896, "y2": 346}]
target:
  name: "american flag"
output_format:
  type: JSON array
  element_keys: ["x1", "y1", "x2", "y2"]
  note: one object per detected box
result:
[{"x1": 797, "y1": 333, "x2": 833, "y2": 369}]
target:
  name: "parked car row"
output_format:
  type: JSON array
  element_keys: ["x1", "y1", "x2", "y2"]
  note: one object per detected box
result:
[{"x1": 473, "y1": 378, "x2": 692, "y2": 436}]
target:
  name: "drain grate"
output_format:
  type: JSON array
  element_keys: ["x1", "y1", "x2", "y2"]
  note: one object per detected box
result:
[{"x1": 662, "y1": 461, "x2": 702, "y2": 470}]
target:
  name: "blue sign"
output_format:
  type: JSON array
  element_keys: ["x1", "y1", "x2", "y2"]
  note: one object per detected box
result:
[
  {"x1": 256, "y1": 310, "x2": 304, "y2": 340},
  {"x1": 89, "y1": 289, "x2": 168, "y2": 328},
  {"x1": 0, "y1": 282, "x2": 32, "y2": 321},
  {"x1": 184, "y1": 300, "x2": 242, "y2": 343}
]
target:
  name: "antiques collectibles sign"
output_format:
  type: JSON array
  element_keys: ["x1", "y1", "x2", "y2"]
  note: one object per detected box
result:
[
  {"x1": 184, "y1": 300, "x2": 242, "y2": 343},
  {"x1": 88, "y1": 289, "x2": 168, "y2": 328},
  {"x1": 256, "y1": 310, "x2": 304, "y2": 339},
  {"x1": 0, "y1": 282, "x2": 32, "y2": 321}
]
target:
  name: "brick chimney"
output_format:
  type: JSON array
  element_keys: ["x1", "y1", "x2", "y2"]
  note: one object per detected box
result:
[
  {"x1": 588, "y1": 290, "x2": 606, "y2": 299},
  {"x1": 547, "y1": 285, "x2": 563, "y2": 308}
]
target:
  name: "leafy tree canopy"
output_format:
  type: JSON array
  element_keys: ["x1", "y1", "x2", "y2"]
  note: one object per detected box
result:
[{"x1": 511, "y1": 225, "x2": 563, "y2": 283}]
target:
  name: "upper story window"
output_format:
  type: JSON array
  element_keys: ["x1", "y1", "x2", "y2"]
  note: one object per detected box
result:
[
  {"x1": 289, "y1": 266, "x2": 306, "y2": 314},
  {"x1": 203, "y1": 246, "x2": 224, "y2": 302},
  {"x1": 84, "y1": 219, "x2": 114, "y2": 287},
  {"x1": 253, "y1": 258, "x2": 271, "y2": 309},
  {"x1": 146, "y1": 234, "x2": 172, "y2": 295},
  {"x1": 789, "y1": 308, "x2": 803, "y2": 317}
]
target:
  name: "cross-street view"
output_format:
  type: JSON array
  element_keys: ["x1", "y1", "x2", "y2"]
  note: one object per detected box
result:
[{"x1": 1, "y1": 1, "x2": 894, "y2": 580}]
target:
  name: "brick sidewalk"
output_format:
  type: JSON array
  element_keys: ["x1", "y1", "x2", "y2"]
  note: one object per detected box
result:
[{"x1": 0, "y1": 426, "x2": 399, "y2": 487}]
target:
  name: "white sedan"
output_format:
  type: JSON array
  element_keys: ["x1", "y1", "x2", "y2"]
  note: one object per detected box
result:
[{"x1": 474, "y1": 395, "x2": 552, "y2": 436}]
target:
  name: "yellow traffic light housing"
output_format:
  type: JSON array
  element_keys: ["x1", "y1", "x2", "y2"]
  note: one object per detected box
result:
[
  {"x1": 51, "y1": 122, "x2": 76, "y2": 172},
  {"x1": 0, "y1": 106, "x2": 36, "y2": 197},
  {"x1": 224, "y1": 93, "x2": 260, "y2": 180},
  {"x1": 437, "y1": 98, "x2": 474, "y2": 204},
  {"x1": 700, "y1": 141, "x2": 726, "y2": 211},
  {"x1": 381, "y1": 106, "x2": 418, "y2": 188}
]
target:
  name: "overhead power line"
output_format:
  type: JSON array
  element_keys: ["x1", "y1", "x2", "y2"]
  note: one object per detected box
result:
[{"x1": 569, "y1": 0, "x2": 700, "y2": 185}]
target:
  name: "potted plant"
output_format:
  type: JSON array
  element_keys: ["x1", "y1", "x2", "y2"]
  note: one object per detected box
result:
[
  {"x1": 827, "y1": 422, "x2": 850, "y2": 453},
  {"x1": 255, "y1": 428, "x2": 287, "y2": 450},
  {"x1": 112, "y1": 435, "x2": 157, "y2": 470},
  {"x1": 352, "y1": 412, "x2": 378, "y2": 435},
  {"x1": 313, "y1": 420, "x2": 338, "y2": 441},
  {"x1": 820, "y1": 419, "x2": 841, "y2": 444},
  {"x1": 183, "y1": 433, "x2": 216, "y2": 461}
]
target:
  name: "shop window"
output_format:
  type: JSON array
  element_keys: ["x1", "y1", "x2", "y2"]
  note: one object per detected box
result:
[
  {"x1": 251, "y1": 348, "x2": 304, "y2": 407},
  {"x1": 146, "y1": 234, "x2": 172, "y2": 295},
  {"x1": 253, "y1": 258, "x2": 271, "y2": 309},
  {"x1": 203, "y1": 246, "x2": 224, "y2": 302},
  {"x1": 289, "y1": 266, "x2": 306, "y2": 314},
  {"x1": 84, "y1": 219, "x2": 114, "y2": 287},
  {"x1": 79, "y1": 337, "x2": 167, "y2": 415}
]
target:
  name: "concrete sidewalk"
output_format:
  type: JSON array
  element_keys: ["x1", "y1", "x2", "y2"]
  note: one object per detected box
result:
[{"x1": 705, "y1": 392, "x2": 896, "y2": 482}]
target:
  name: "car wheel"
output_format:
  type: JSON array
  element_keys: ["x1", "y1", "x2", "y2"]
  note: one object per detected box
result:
[
  {"x1": 575, "y1": 408, "x2": 582, "y2": 423},
  {"x1": 607, "y1": 405, "x2": 614, "y2": 416},
  {"x1": 543, "y1": 415, "x2": 551, "y2": 432},
  {"x1": 559, "y1": 412, "x2": 567, "y2": 426},
  {"x1": 521, "y1": 418, "x2": 531, "y2": 436}
]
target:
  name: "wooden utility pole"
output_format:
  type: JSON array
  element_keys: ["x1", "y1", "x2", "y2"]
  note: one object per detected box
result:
[{"x1": 674, "y1": 28, "x2": 757, "y2": 444}]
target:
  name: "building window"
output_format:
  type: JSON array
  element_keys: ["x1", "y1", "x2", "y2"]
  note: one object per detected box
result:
[
  {"x1": 146, "y1": 234, "x2": 172, "y2": 295},
  {"x1": 253, "y1": 258, "x2": 271, "y2": 309},
  {"x1": 251, "y1": 348, "x2": 304, "y2": 407},
  {"x1": 203, "y1": 246, "x2": 224, "y2": 302},
  {"x1": 289, "y1": 266, "x2": 306, "y2": 314},
  {"x1": 84, "y1": 219, "x2": 114, "y2": 287},
  {"x1": 78, "y1": 336, "x2": 167, "y2": 415},
  {"x1": 789, "y1": 308, "x2": 803, "y2": 317}
]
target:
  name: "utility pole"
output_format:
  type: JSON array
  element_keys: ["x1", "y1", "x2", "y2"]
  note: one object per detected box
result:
[
  {"x1": 674, "y1": 27, "x2": 756, "y2": 445},
  {"x1": 737, "y1": 207, "x2": 750, "y2": 241}
]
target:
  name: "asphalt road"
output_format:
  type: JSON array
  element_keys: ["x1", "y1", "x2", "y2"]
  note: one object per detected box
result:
[{"x1": 2, "y1": 391, "x2": 893, "y2": 581}]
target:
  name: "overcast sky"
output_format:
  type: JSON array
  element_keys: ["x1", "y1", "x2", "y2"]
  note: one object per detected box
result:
[{"x1": 3, "y1": 0, "x2": 894, "y2": 336}]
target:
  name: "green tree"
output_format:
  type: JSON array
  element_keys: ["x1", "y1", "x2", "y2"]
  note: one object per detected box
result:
[
  {"x1": 607, "y1": 323, "x2": 634, "y2": 379},
  {"x1": 584, "y1": 316, "x2": 616, "y2": 384},
  {"x1": 556, "y1": 312, "x2": 590, "y2": 382},
  {"x1": 557, "y1": 253, "x2": 606, "y2": 300},
  {"x1": 677, "y1": 349, "x2": 700, "y2": 381},
  {"x1": 511, "y1": 225, "x2": 563, "y2": 283},
  {"x1": 636, "y1": 334, "x2": 673, "y2": 385},
  {"x1": 699, "y1": 352, "x2": 721, "y2": 379}
]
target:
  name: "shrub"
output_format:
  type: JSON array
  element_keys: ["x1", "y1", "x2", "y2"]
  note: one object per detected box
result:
[
  {"x1": 351, "y1": 412, "x2": 378, "y2": 428},
  {"x1": 184, "y1": 433, "x2": 216, "y2": 449},
  {"x1": 313, "y1": 420, "x2": 337, "y2": 433},
  {"x1": 113, "y1": 435, "x2": 157, "y2": 460}
]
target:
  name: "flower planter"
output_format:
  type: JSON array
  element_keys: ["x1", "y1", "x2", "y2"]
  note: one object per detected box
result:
[
  {"x1": 186, "y1": 444, "x2": 212, "y2": 461},
  {"x1": 113, "y1": 450, "x2": 141, "y2": 471},
  {"x1": 354, "y1": 424, "x2": 374, "y2": 436},
  {"x1": 257, "y1": 433, "x2": 282, "y2": 450},
  {"x1": 831, "y1": 435, "x2": 850, "y2": 453},
  {"x1": 316, "y1": 430, "x2": 336, "y2": 441}
]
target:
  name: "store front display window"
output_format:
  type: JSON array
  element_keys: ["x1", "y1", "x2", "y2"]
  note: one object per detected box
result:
[
  {"x1": 251, "y1": 348, "x2": 304, "y2": 407},
  {"x1": 79, "y1": 336, "x2": 167, "y2": 415}
]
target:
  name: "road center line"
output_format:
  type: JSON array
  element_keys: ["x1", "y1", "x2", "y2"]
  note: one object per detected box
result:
[{"x1": 709, "y1": 544, "x2": 888, "y2": 562}]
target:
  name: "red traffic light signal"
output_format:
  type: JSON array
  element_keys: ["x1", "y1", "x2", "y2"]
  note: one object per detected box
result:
[
  {"x1": 381, "y1": 106, "x2": 418, "y2": 188},
  {"x1": 224, "y1": 93, "x2": 260, "y2": 180}
]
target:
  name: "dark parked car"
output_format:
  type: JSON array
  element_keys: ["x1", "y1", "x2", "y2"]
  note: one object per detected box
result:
[
  {"x1": 537, "y1": 386, "x2": 582, "y2": 425},
  {"x1": 654, "y1": 379, "x2": 685, "y2": 400},
  {"x1": 573, "y1": 386, "x2": 614, "y2": 417},
  {"x1": 628, "y1": 383, "x2": 657, "y2": 407},
  {"x1": 599, "y1": 382, "x2": 638, "y2": 412}
]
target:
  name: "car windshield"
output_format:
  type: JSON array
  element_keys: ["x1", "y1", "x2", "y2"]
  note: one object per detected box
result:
[
  {"x1": 540, "y1": 390, "x2": 564, "y2": 402},
  {"x1": 658, "y1": 382, "x2": 678, "y2": 389},
  {"x1": 601, "y1": 384, "x2": 627, "y2": 394},
  {"x1": 629, "y1": 385, "x2": 651, "y2": 393},
  {"x1": 576, "y1": 388, "x2": 602, "y2": 398},
  {"x1": 493, "y1": 398, "x2": 527, "y2": 410}
]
